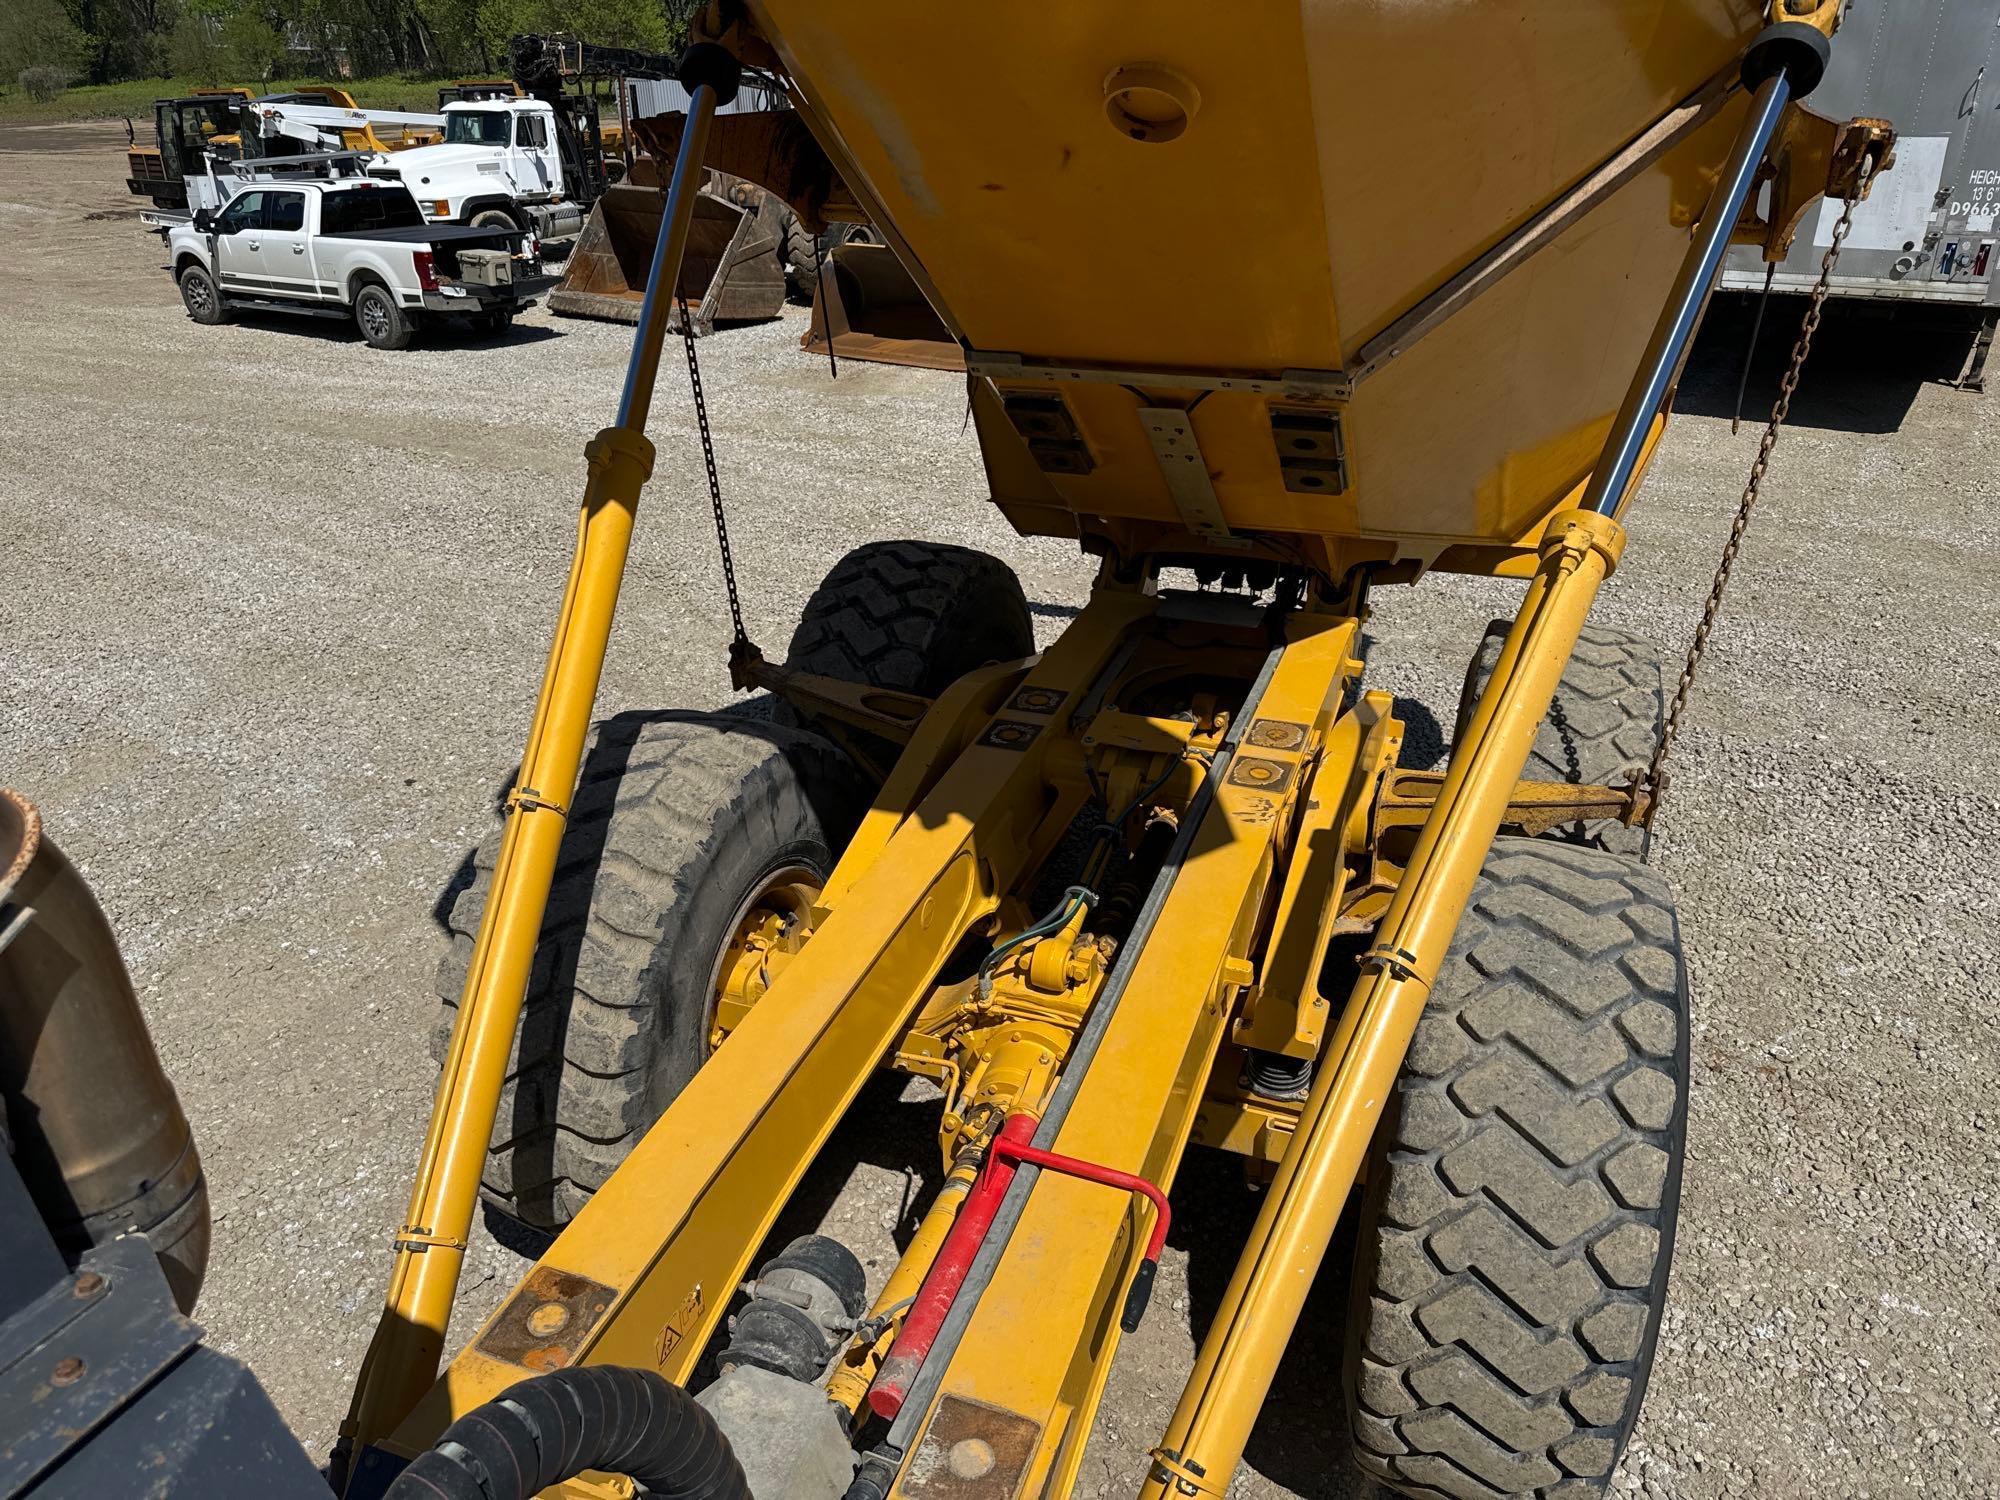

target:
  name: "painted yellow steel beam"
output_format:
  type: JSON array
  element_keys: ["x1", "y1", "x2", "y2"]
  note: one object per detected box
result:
[
  {"x1": 1142, "y1": 509, "x2": 1626, "y2": 1498},
  {"x1": 383, "y1": 591, "x2": 1156, "y2": 1453},
  {"x1": 888, "y1": 612, "x2": 1361, "y2": 1499}
]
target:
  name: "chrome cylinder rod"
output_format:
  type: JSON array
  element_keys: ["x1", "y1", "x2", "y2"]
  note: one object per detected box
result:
[
  {"x1": 615, "y1": 82, "x2": 718, "y2": 433},
  {"x1": 1579, "y1": 72, "x2": 1791, "y2": 515}
]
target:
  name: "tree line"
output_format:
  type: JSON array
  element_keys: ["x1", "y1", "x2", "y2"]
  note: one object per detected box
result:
[{"x1": 3, "y1": 0, "x2": 692, "y2": 95}]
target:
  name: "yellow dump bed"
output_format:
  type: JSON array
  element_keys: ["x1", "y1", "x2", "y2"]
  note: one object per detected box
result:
[{"x1": 751, "y1": 1, "x2": 1762, "y2": 574}]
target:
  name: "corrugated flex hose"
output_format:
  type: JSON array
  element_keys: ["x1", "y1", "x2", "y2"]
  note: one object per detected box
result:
[{"x1": 384, "y1": 1366, "x2": 751, "y2": 1500}]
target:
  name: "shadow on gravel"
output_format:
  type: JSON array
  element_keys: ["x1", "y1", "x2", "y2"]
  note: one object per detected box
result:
[
  {"x1": 212, "y1": 308, "x2": 564, "y2": 350},
  {"x1": 1681, "y1": 291, "x2": 1985, "y2": 434},
  {"x1": 1393, "y1": 696, "x2": 1448, "y2": 772},
  {"x1": 1027, "y1": 599, "x2": 1083, "y2": 621},
  {"x1": 1170, "y1": 1149, "x2": 1384, "y2": 1499}
]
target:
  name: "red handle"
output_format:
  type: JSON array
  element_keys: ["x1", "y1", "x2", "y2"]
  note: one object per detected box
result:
[
  {"x1": 987, "y1": 1134, "x2": 1171, "y2": 1332},
  {"x1": 865, "y1": 1115, "x2": 1174, "y2": 1420}
]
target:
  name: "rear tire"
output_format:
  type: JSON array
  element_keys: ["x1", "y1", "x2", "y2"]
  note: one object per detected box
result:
[
  {"x1": 475, "y1": 307, "x2": 514, "y2": 338},
  {"x1": 780, "y1": 540, "x2": 1035, "y2": 766},
  {"x1": 353, "y1": 282, "x2": 414, "y2": 351},
  {"x1": 434, "y1": 712, "x2": 868, "y2": 1231},
  {"x1": 1453, "y1": 620, "x2": 1665, "y2": 858},
  {"x1": 1344, "y1": 838, "x2": 1688, "y2": 1500},
  {"x1": 178, "y1": 263, "x2": 225, "y2": 325},
  {"x1": 780, "y1": 210, "x2": 820, "y2": 303}
]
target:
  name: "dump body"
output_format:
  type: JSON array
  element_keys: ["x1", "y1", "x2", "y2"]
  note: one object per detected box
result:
[{"x1": 751, "y1": 1, "x2": 1765, "y2": 572}]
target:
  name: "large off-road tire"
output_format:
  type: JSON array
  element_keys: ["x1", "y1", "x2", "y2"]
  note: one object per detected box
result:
[
  {"x1": 1344, "y1": 838, "x2": 1688, "y2": 1500},
  {"x1": 1454, "y1": 620, "x2": 1665, "y2": 857},
  {"x1": 780, "y1": 540, "x2": 1035, "y2": 761},
  {"x1": 433, "y1": 712, "x2": 868, "y2": 1231}
]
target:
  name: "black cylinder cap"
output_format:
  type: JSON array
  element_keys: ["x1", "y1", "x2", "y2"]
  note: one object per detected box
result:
[
  {"x1": 678, "y1": 41, "x2": 742, "y2": 106},
  {"x1": 1742, "y1": 21, "x2": 1833, "y2": 97},
  {"x1": 763, "y1": 1233, "x2": 869, "y2": 1318}
]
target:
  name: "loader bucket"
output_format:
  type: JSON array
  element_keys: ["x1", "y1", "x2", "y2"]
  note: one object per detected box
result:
[
  {"x1": 549, "y1": 176, "x2": 788, "y2": 335},
  {"x1": 803, "y1": 241, "x2": 962, "y2": 371}
]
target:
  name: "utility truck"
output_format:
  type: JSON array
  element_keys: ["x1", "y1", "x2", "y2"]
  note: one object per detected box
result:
[
  {"x1": 363, "y1": 95, "x2": 599, "y2": 245},
  {"x1": 166, "y1": 176, "x2": 533, "y2": 349}
]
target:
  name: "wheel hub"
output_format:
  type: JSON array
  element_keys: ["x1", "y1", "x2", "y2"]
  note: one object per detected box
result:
[{"x1": 708, "y1": 865, "x2": 823, "y2": 1049}]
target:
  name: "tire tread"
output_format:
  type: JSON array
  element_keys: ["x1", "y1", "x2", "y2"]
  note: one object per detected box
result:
[{"x1": 1345, "y1": 838, "x2": 1689, "y2": 1500}]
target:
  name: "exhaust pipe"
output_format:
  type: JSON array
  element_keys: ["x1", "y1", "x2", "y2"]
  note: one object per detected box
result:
[{"x1": 0, "y1": 788, "x2": 210, "y2": 1313}]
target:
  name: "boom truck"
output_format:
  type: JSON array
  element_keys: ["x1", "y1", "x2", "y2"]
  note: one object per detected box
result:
[{"x1": 1, "y1": 5, "x2": 1899, "y2": 1500}]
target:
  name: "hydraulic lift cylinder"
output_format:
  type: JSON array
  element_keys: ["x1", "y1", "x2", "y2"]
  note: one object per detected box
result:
[{"x1": 340, "y1": 77, "x2": 726, "y2": 1471}]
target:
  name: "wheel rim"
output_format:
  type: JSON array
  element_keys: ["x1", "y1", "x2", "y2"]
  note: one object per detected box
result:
[
  {"x1": 706, "y1": 864, "x2": 823, "y2": 1050},
  {"x1": 359, "y1": 293, "x2": 389, "y2": 340},
  {"x1": 182, "y1": 274, "x2": 211, "y2": 313}
]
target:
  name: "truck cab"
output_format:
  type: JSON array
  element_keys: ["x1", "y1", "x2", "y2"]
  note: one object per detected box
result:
[{"x1": 369, "y1": 99, "x2": 581, "y2": 238}]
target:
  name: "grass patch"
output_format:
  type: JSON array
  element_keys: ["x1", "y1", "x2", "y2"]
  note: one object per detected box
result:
[{"x1": 0, "y1": 75, "x2": 447, "y2": 126}]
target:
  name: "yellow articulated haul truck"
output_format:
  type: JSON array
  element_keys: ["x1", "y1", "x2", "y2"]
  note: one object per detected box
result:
[{"x1": 1, "y1": 4, "x2": 1897, "y2": 1499}]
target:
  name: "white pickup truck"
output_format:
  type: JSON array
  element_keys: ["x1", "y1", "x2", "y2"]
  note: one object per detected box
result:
[{"x1": 167, "y1": 179, "x2": 534, "y2": 350}]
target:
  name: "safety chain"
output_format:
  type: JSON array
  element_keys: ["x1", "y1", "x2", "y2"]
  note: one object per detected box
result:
[
  {"x1": 1640, "y1": 154, "x2": 1874, "y2": 819},
  {"x1": 678, "y1": 294, "x2": 750, "y2": 650}
]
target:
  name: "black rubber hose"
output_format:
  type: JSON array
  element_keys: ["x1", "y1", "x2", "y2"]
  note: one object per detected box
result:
[{"x1": 385, "y1": 1365, "x2": 752, "y2": 1500}]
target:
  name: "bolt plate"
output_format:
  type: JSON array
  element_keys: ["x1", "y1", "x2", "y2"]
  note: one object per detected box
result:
[
  {"x1": 1226, "y1": 756, "x2": 1295, "y2": 793},
  {"x1": 1246, "y1": 717, "x2": 1308, "y2": 750},
  {"x1": 474, "y1": 1266, "x2": 616, "y2": 1372},
  {"x1": 902, "y1": 1394, "x2": 1042, "y2": 1500},
  {"x1": 978, "y1": 719, "x2": 1042, "y2": 751},
  {"x1": 1007, "y1": 687, "x2": 1065, "y2": 716}
]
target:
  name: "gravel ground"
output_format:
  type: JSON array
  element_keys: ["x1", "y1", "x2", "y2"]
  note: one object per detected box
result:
[{"x1": 3, "y1": 122, "x2": 1996, "y2": 1499}]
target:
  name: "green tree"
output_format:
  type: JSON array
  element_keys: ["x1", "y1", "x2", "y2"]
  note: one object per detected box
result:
[
  {"x1": 0, "y1": 0, "x2": 89, "y2": 79},
  {"x1": 167, "y1": 5, "x2": 226, "y2": 83},
  {"x1": 221, "y1": 6, "x2": 284, "y2": 79}
]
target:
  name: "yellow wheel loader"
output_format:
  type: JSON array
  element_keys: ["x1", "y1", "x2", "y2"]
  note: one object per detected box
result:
[{"x1": 3, "y1": 4, "x2": 1896, "y2": 1499}]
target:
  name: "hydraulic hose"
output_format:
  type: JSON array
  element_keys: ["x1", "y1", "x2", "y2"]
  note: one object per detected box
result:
[{"x1": 384, "y1": 1366, "x2": 751, "y2": 1500}]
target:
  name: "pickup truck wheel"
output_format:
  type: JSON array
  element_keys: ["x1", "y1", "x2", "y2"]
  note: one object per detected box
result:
[
  {"x1": 354, "y1": 283, "x2": 414, "y2": 351},
  {"x1": 475, "y1": 308, "x2": 514, "y2": 338},
  {"x1": 178, "y1": 264, "x2": 225, "y2": 325},
  {"x1": 432, "y1": 712, "x2": 868, "y2": 1231}
]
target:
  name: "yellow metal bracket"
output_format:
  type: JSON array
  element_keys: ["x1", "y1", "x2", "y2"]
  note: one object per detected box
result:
[
  {"x1": 731, "y1": 640, "x2": 933, "y2": 745},
  {"x1": 1731, "y1": 106, "x2": 1897, "y2": 261}
]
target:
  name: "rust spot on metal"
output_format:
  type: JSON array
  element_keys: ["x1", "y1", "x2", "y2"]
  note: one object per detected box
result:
[
  {"x1": 1227, "y1": 756, "x2": 1294, "y2": 793},
  {"x1": 475, "y1": 1266, "x2": 617, "y2": 1371},
  {"x1": 903, "y1": 1395, "x2": 1041, "y2": 1500},
  {"x1": 50, "y1": 1357, "x2": 85, "y2": 1387},
  {"x1": 1246, "y1": 718, "x2": 1308, "y2": 750}
]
